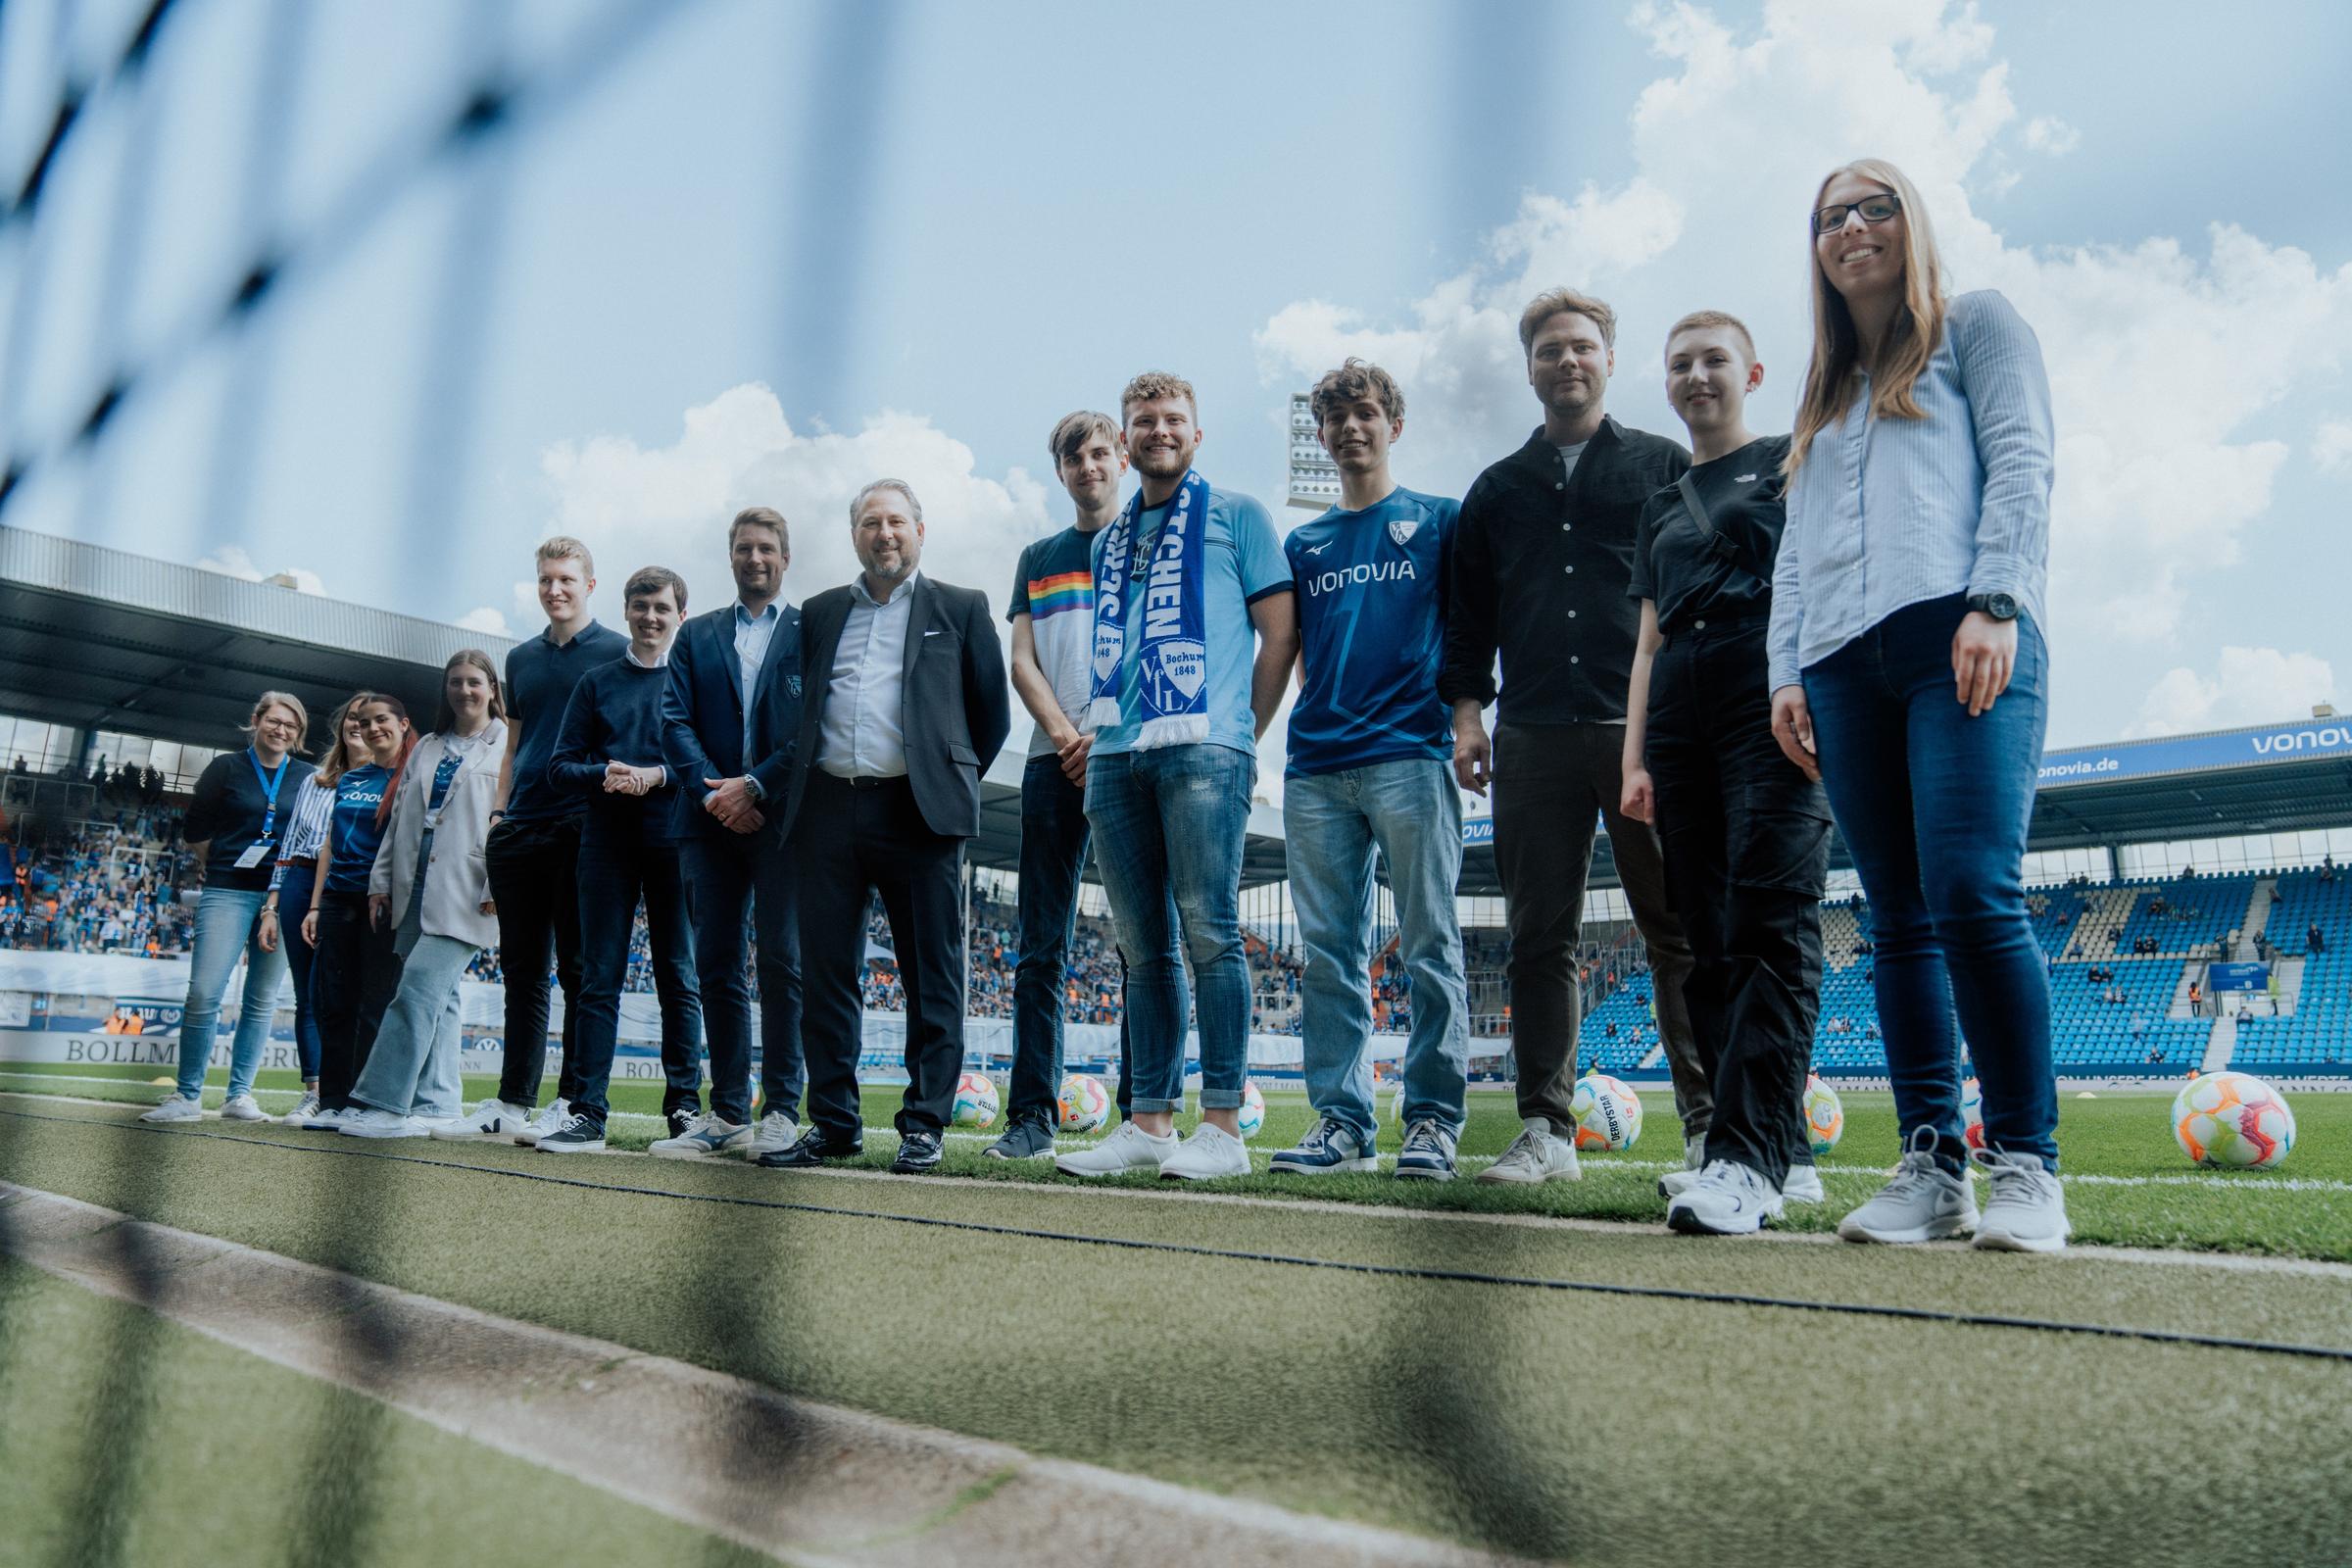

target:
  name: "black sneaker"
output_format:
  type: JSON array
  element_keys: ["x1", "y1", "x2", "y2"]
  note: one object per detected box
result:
[
  {"x1": 756, "y1": 1131, "x2": 863, "y2": 1169},
  {"x1": 537, "y1": 1111, "x2": 607, "y2": 1155},
  {"x1": 984, "y1": 1115, "x2": 1055, "y2": 1160},
  {"x1": 891, "y1": 1131, "x2": 944, "y2": 1174}
]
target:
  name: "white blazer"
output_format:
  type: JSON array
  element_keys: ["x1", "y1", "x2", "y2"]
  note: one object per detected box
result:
[{"x1": 368, "y1": 720, "x2": 510, "y2": 950}]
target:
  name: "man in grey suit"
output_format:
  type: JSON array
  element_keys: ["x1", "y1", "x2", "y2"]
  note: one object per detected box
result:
[{"x1": 759, "y1": 478, "x2": 1011, "y2": 1174}]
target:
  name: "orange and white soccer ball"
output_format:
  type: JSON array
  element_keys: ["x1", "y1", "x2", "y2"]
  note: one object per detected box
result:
[
  {"x1": 1569, "y1": 1074, "x2": 1642, "y2": 1152},
  {"x1": 1056, "y1": 1073, "x2": 1109, "y2": 1134},
  {"x1": 1237, "y1": 1080, "x2": 1266, "y2": 1141},
  {"x1": 2172, "y1": 1071, "x2": 2295, "y2": 1169},
  {"x1": 1960, "y1": 1076, "x2": 1986, "y2": 1151},
  {"x1": 1803, "y1": 1074, "x2": 1844, "y2": 1155},
  {"x1": 952, "y1": 1071, "x2": 1000, "y2": 1130}
]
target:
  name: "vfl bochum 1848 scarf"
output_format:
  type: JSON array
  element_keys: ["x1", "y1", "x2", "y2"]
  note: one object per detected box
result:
[{"x1": 1086, "y1": 468, "x2": 1210, "y2": 748}]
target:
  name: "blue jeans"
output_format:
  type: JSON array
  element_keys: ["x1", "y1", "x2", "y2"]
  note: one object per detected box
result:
[
  {"x1": 1007, "y1": 753, "x2": 1132, "y2": 1125},
  {"x1": 173, "y1": 887, "x2": 287, "y2": 1102},
  {"x1": 1086, "y1": 744, "x2": 1253, "y2": 1112},
  {"x1": 684, "y1": 833, "x2": 802, "y2": 1126},
  {"x1": 1284, "y1": 760, "x2": 1469, "y2": 1142},
  {"x1": 347, "y1": 932, "x2": 474, "y2": 1120},
  {"x1": 572, "y1": 830, "x2": 704, "y2": 1125},
  {"x1": 1802, "y1": 595, "x2": 2056, "y2": 1171}
]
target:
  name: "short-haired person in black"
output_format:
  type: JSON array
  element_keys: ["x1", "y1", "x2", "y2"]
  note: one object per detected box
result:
[
  {"x1": 987, "y1": 411, "x2": 1135, "y2": 1159},
  {"x1": 1620, "y1": 311, "x2": 1830, "y2": 1234},
  {"x1": 537, "y1": 566, "x2": 705, "y2": 1153},
  {"x1": 1444, "y1": 288, "x2": 1706, "y2": 1186},
  {"x1": 465, "y1": 536, "x2": 627, "y2": 1145},
  {"x1": 762, "y1": 479, "x2": 1011, "y2": 1175},
  {"x1": 653, "y1": 507, "x2": 807, "y2": 1157},
  {"x1": 297, "y1": 694, "x2": 416, "y2": 1127}
]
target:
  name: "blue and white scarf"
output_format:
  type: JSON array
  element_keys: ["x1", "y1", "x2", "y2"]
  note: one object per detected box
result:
[{"x1": 1086, "y1": 469, "x2": 1211, "y2": 749}]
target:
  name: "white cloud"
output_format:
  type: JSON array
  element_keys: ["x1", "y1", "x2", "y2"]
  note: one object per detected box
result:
[
  {"x1": 2022, "y1": 116, "x2": 2080, "y2": 156},
  {"x1": 194, "y1": 543, "x2": 325, "y2": 596},
  {"x1": 455, "y1": 606, "x2": 514, "y2": 638},
  {"x1": 533, "y1": 382, "x2": 1055, "y2": 620},
  {"x1": 2315, "y1": 418, "x2": 2352, "y2": 474},
  {"x1": 1253, "y1": 0, "x2": 2352, "y2": 651},
  {"x1": 2128, "y1": 648, "x2": 2339, "y2": 738}
]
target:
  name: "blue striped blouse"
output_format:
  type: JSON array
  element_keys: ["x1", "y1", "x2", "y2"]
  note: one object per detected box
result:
[{"x1": 1767, "y1": 289, "x2": 2054, "y2": 692}]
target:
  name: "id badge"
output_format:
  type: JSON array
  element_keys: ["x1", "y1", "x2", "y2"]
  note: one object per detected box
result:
[{"x1": 232, "y1": 841, "x2": 272, "y2": 869}]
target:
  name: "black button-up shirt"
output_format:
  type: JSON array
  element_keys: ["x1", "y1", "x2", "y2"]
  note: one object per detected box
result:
[{"x1": 1441, "y1": 416, "x2": 1691, "y2": 724}]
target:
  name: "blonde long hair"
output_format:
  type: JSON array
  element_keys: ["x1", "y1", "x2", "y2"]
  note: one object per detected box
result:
[{"x1": 1787, "y1": 158, "x2": 1948, "y2": 475}]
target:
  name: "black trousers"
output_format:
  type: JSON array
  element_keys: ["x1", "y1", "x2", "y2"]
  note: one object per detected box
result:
[
  {"x1": 571, "y1": 829, "x2": 704, "y2": 1126},
  {"x1": 1492, "y1": 720, "x2": 1705, "y2": 1139},
  {"x1": 794, "y1": 773, "x2": 966, "y2": 1141},
  {"x1": 1644, "y1": 619, "x2": 1830, "y2": 1186},
  {"x1": 682, "y1": 831, "x2": 802, "y2": 1127},
  {"x1": 1007, "y1": 753, "x2": 1132, "y2": 1126},
  {"x1": 311, "y1": 888, "x2": 403, "y2": 1112},
  {"x1": 485, "y1": 813, "x2": 586, "y2": 1106}
]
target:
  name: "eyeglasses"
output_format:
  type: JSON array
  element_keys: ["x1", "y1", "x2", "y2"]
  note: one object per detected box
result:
[{"x1": 1811, "y1": 194, "x2": 1902, "y2": 235}]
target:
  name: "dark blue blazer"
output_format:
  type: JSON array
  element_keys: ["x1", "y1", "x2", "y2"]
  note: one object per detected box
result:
[{"x1": 659, "y1": 601, "x2": 805, "y2": 840}]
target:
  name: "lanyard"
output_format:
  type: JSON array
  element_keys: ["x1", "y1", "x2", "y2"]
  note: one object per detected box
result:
[{"x1": 247, "y1": 748, "x2": 289, "y2": 839}]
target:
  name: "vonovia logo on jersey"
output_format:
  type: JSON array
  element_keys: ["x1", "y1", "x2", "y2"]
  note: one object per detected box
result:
[
  {"x1": 1143, "y1": 640, "x2": 1207, "y2": 704},
  {"x1": 1387, "y1": 515, "x2": 1419, "y2": 549}
]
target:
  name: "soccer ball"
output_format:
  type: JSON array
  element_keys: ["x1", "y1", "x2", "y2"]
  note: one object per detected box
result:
[
  {"x1": 2172, "y1": 1071, "x2": 2295, "y2": 1169},
  {"x1": 1057, "y1": 1073, "x2": 1109, "y2": 1134},
  {"x1": 1960, "y1": 1077, "x2": 1986, "y2": 1151},
  {"x1": 1237, "y1": 1080, "x2": 1266, "y2": 1141},
  {"x1": 1803, "y1": 1074, "x2": 1844, "y2": 1155},
  {"x1": 1569, "y1": 1074, "x2": 1642, "y2": 1152},
  {"x1": 952, "y1": 1071, "x2": 1000, "y2": 1130}
]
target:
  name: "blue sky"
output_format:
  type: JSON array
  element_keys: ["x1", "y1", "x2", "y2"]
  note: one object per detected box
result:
[{"x1": 4, "y1": 0, "x2": 2349, "y2": 762}]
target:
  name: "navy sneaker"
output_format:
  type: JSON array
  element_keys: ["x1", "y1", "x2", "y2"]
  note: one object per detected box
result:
[
  {"x1": 537, "y1": 1111, "x2": 607, "y2": 1155},
  {"x1": 984, "y1": 1116, "x2": 1055, "y2": 1159},
  {"x1": 891, "y1": 1131, "x2": 944, "y2": 1174},
  {"x1": 1268, "y1": 1117, "x2": 1377, "y2": 1176},
  {"x1": 1394, "y1": 1118, "x2": 1458, "y2": 1182}
]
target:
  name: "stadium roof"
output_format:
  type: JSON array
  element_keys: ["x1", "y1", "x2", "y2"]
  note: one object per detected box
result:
[{"x1": 7, "y1": 527, "x2": 2345, "y2": 895}]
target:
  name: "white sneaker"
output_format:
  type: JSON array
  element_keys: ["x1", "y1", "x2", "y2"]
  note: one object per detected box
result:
[
  {"x1": 1476, "y1": 1118, "x2": 1582, "y2": 1185},
  {"x1": 649, "y1": 1113, "x2": 752, "y2": 1158},
  {"x1": 220, "y1": 1094, "x2": 269, "y2": 1122},
  {"x1": 1658, "y1": 1165, "x2": 1699, "y2": 1199},
  {"x1": 1971, "y1": 1148, "x2": 2071, "y2": 1253},
  {"x1": 140, "y1": 1095, "x2": 203, "y2": 1124},
  {"x1": 1685, "y1": 1133, "x2": 1706, "y2": 1170},
  {"x1": 1667, "y1": 1160, "x2": 1784, "y2": 1236},
  {"x1": 1838, "y1": 1134, "x2": 1978, "y2": 1244},
  {"x1": 1054, "y1": 1120, "x2": 1177, "y2": 1179},
  {"x1": 514, "y1": 1097, "x2": 569, "y2": 1147},
  {"x1": 301, "y1": 1106, "x2": 346, "y2": 1131},
  {"x1": 748, "y1": 1109, "x2": 802, "y2": 1158},
  {"x1": 1159, "y1": 1123, "x2": 1251, "y2": 1182},
  {"x1": 283, "y1": 1092, "x2": 320, "y2": 1125},
  {"x1": 1782, "y1": 1163, "x2": 1826, "y2": 1205},
  {"x1": 432, "y1": 1098, "x2": 536, "y2": 1142},
  {"x1": 340, "y1": 1107, "x2": 428, "y2": 1139}
]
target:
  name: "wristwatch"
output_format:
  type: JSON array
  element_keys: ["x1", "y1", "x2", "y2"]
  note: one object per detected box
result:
[{"x1": 1966, "y1": 592, "x2": 2020, "y2": 621}]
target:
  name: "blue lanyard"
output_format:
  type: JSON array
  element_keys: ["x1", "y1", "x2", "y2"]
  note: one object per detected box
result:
[{"x1": 247, "y1": 748, "x2": 289, "y2": 839}]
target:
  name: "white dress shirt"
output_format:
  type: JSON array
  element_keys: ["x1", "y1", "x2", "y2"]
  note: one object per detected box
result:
[
  {"x1": 816, "y1": 571, "x2": 918, "y2": 779},
  {"x1": 731, "y1": 600, "x2": 783, "y2": 762}
]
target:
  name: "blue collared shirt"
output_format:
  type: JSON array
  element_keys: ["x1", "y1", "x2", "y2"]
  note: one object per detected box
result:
[
  {"x1": 816, "y1": 571, "x2": 917, "y2": 779},
  {"x1": 731, "y1": 600, "x2": 783, "y2": 763},
  {"x1": 1768, "y1": 289, "x2": 2053, "y2": 691}
]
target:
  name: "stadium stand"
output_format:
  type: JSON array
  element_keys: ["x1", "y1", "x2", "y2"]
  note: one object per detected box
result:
[{"x1": 2232, "y1": 867, "x2": 2350, "y2": 1069}]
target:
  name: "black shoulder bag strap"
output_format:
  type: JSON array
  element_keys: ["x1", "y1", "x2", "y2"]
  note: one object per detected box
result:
[{"x1": 1677, "y1": 470, "x2": 1766, "y2": 590}]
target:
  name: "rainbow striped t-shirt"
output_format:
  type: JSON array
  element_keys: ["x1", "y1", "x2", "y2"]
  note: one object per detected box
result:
[{"x1": 1005, "y1": 524, "x2": 1103, "y2": 758}]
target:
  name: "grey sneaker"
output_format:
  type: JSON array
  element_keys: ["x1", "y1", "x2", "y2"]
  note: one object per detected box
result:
[
  {"x1": 747, "y1": 1109, "x2": 802, "y2": 1158},
  {"x1": 283, "y1": 1091, "x2": 320, "y2": 1125},
  {"x1": 985, "y1": 1116, "x2": 1057, "y2": 1159},
  {"x1": 1971, "y1": 1148, "x2": 2070, "y2": 1253},
  {"x1": 1055, "y1": 1120, "x2": 1176, "y2": 1178},
  {"x1": 1476, "y1": 1118, "x2": 1582, "y2": 1185},
  {"x1": 1667, "y1": 1160, "x2": 1784, "y2": 1236},
  {"x1": 220, "y1": 1093, "x2": 269, "y2": 1122},
  {"x1": 139, "y1": 1094, "x2": 203, "y2": 1124},
  {"x1": 649, "y1": 1113, "x2": 752, "y2": 1158},
  {"x1": 1838, "y1": 1132, "x2": 1978, "y2": 1244}
]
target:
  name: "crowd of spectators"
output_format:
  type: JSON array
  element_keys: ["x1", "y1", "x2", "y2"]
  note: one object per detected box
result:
[{"x1": 1, "y1": 805, "x2": 194, "y2": 956}]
